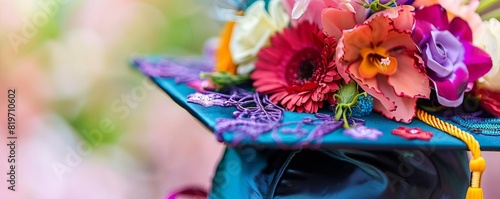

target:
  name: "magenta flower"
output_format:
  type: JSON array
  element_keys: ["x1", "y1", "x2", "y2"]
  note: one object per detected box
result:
[{"x1": 413, "y1": 5, "x2": 492, "y2": 107}]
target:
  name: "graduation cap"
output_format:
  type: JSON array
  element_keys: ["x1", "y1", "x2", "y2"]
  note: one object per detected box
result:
[{"x1": 132, "y1": 1, "x2": 500, "y2": 199}]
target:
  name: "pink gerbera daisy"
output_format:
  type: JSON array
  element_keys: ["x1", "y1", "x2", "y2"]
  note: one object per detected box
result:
[{"x1": 251, "y1": 22, "x2": 343, "y2": 113}]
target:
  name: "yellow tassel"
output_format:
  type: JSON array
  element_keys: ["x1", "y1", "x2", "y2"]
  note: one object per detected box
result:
[
  {"x1": 466, "y1": 188, "x2": 484, "y2": 199},
  {"x1": 416, "y1": 109, "x2": 486, "y2": 199},
  {"x1": 466, "y1": 157, "x2": 486, "y2": 199}
]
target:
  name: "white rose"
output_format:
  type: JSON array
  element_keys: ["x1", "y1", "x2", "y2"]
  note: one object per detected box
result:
[
  {"x1": 230, "y1": 0, "x2": 289, "y2": 75},
  {"x1": 474, "y1": 18, "x2": 500, "y2": 92}
]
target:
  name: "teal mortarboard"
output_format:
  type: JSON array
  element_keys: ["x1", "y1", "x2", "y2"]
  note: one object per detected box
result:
[
  {"x1": 132, "y1": 55, "x2": 497, "y2": 199},
  {"x1": 133, "y1": 1, "x2": 500, "y2": 198},
  {"x1": 134, "y1": 58, "x2": 499, "y2": 151}
]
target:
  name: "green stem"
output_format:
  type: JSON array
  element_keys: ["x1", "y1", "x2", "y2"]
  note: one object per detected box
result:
[
  {"x1": 335, "y1": 106, "x2": 344, "y2": 121},
  {"x1": 342, "y1": 110, "x2": 350, "y2": 129},
  {"x1": 481, "y1": 9, "x2": 500, "y2": 20},
  {"x1": 477, "y1": 0, "x2": 499, "y2": 13}
]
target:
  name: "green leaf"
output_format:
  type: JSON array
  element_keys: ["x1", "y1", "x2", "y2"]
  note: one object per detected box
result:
[{"x1": 201, "y1": 72, "x2": 250, "y2": 88}]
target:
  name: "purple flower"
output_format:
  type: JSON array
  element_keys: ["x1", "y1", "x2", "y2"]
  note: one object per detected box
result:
[
  {"x1": 413, "y1": 5, "x2": 492, "y2": 107},
  {"x1": 343, "y1": 125, "x2": 383, "y2": 141},
  {"x1": 423, "y1": 30, "x2": 469, "y2": 106}
]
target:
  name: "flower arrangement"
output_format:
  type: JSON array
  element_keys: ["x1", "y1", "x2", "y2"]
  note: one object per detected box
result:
[
  {"x1": 134, "y1": 1, "x2": 500, "y2": 198},
  {"x1": 196, "y1": 0, "x2": 500, "y2": 123}
]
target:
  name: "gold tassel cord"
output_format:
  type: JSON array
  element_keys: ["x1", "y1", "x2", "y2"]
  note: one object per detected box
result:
[{"x1": 416, "y1": 109, "x2": 486, "y2": 199}]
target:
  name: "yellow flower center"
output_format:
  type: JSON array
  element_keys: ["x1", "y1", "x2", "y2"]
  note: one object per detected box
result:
[{"x1": 359, "y1": 46, "x2": 398, "y2": 79}]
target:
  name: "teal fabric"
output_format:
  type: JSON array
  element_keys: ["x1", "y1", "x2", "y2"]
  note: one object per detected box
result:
[
  {"x1": 210, "y1": 147, "x2": 468, "y2": 199},
  {"x1": 140, "y1": 63, "x2": 475, "y2": 199},
  {"x1": 150, "y1": 77, "x2": 500, "y2": 150}
]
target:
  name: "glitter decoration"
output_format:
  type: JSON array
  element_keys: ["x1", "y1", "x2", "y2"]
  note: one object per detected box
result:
[{"x1": 187, "y1": 93, "x2": 232, "y2": 107}]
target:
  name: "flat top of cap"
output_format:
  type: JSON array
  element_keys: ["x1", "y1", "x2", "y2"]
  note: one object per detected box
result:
[
  {"x1": 133, "y1": 56, "x2": 500, "y2": 151},
  {"x1": 149, "y1": 77, "x2": 500, "y2": 151}
]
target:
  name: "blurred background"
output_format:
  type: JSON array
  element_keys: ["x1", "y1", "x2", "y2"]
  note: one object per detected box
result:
[{"x1": 0, "y1": 0, "x2": 499, "y2": 199}]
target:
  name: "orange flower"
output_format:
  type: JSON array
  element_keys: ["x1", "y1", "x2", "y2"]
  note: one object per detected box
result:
[
  {"x1": 358, "y1": 47, "x2": 398, "y2": 78},
  {"x1": 336, "y1": 6, "x2": 431, "y2": 123},
  {"x1": 215, "y1": 21, "x2": 237, "y2": 75}
]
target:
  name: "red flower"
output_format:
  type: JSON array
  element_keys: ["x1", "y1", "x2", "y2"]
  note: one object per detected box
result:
[
  {"x1": 474, "y1": 87, "x2": 500, "y2": 117},
  {"x1": 251, "y1": 22, "x2": 342, "y2": 113},
  {"x1": 391, "y1": 127, "x2": 433, "y2": 141}
]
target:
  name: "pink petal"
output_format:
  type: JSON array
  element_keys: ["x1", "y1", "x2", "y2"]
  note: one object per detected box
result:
[
  {"x1": 321, "y1": 8, "x2": 357, "y2": 39},
  {"x1": 335, "y1": 37, "x2": 351, "y2": 83},
  {"x1": 355, "y1": 76, "x2": 397, "y2": 113},
  {"x1": 462, "y1": 42, "x2": 493, "y2": 83},
  {"x1": 296, "y1": 106, "x2": 304, "y2": 113},
  {"x1": 412, "y1": 20, "x2": 433, "y2": 46},
  {"x1": 257, "y1": 83, "x2": 287, "y2": 93},
  {"x1": 301, "y1": 94, "x2": 310, "y2": 103},
  {"x1": 289, "y1": 95, "x2": 301, "y2": 107},
  {"x1": 348, "y1": 61, "x2": 382, "y2": 94},
  {"x1": 351, "y1": 1, "x2": 368, "y2": 24},
  {"x1": 281, "y1": 94, "x2": 295, "y2": 105},
  {"x1": 337, "y1": 24, "x2": 372, "y2": 63},
  {"x1": 367, "y1": 15, "x2": 391, "y2": 46},
  {"x1": 387, "y1": 54, "x2": 430, "y2": 98},
  {"x1": 349, "y1": 66, "x2": 395, "y2": 112},
  {"x1": 365, "y1": 6, "x2": 414, "y2": 46},
  {"x1": 376, "y1": 6, "x2": 415, "y2": 32},
  {"x1": 305, "y1": 100, "x2": 314, "y2": 112},
  {"x1": 284, "y1": 0, "x2": 327, "y2": 28},
  {"x1": 270, "y1": 91, "x2": 288, "y2": 103},
  {"x1": 380, "y1": 31, "x2": 417, "y2": 52},
  {"x1": 449, "y1": 17, "x2": 473, "y2": 42},
  {"x1": 414, "y1": 4, "x2": 450, "y2": 31},
  {"x1": 373, "y1": 76, "x2": 418, "y2": 123}
]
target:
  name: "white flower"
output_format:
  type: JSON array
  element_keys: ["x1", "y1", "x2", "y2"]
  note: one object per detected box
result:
[
  {"x1": 474, "y1": 18, "x2": 500, "y2": 92},
  {"x1": 229, "y1": 0, "x2": 289, "y2": 75}
]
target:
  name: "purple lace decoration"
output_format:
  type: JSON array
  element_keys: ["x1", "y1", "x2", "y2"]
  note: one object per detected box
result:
[
  {"x1": 344, "y1": 125, "x2": 383, "y2": 141},
  {"x1": 187, "y1": 93, "x2": 232, "y2": 107},
  {"x1": 133, "y1": 56, "x2": 213, "y2": 84},
  {"x1": 186, "y1": 88, "x2": 365, "y2": 149}
]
